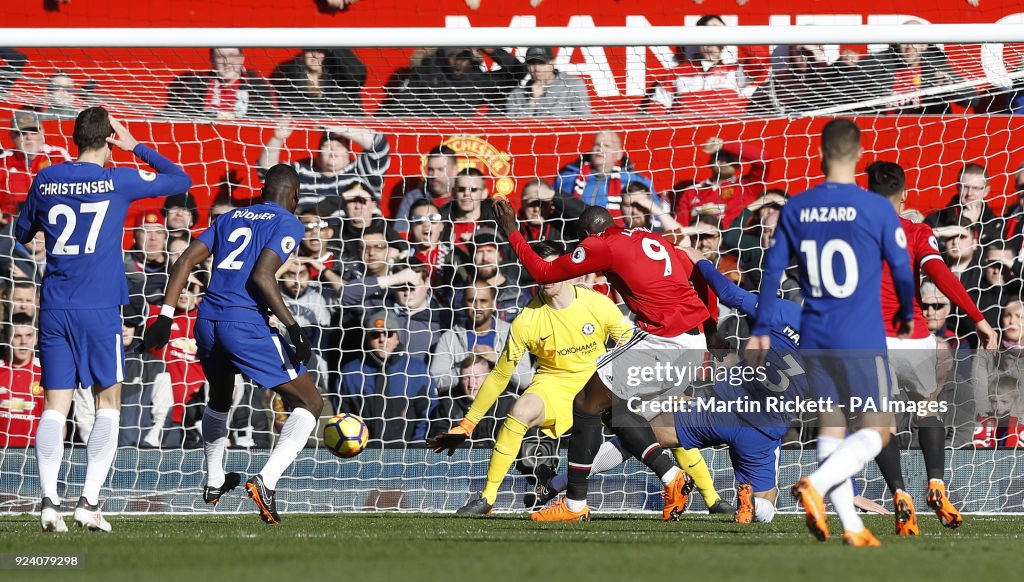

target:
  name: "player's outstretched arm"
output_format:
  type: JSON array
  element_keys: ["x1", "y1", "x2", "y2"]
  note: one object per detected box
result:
[
  {"x1": 252, "y1": 248, "x2": 311, "y2": 365},
  {"x1": 496, "y1": 197, "x2": 609, "y2": 284},
  {"x1": 143, "y1": 239, "x2": 210, "y2": 351},
  {"x1": 428, "y1": 329, "x2": 523, "y2": 455},
  {"x1": 681, "y1": 246, "x2": 758, "y2": 317},
  {"x1": 921, "y1": 258, "x2": 997, "y2": 349}
]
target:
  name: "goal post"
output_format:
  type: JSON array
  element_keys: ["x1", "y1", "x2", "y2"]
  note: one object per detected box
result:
[{"x1": 2, "y1": 19, "x2": 1024, "y2": 515}]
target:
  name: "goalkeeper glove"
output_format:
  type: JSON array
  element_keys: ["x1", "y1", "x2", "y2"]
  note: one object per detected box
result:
[
  {"x1": 287, "y1": 323, "x2": 312, "y2": 366},
  {"x1": 428, "y1": 419, "x2": 477, "y2": 455},
  {"x1": 141, "y1": 305, "x2": 174, "y2": 352}
]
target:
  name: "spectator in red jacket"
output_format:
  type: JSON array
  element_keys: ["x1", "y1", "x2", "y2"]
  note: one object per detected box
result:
[
  {"x1": 0, "y1": 313, "x2": 42, "y2": 446},
  {"x1": 674, "y1": 137, "x2": 769, "y2": 229},
  {"x1": 165, "y1": 48, "x2": 276, "y2": 119},
  {"x1": 640, "y1": 15, "x2": 768, "y2": 116},
  {"x1": 145, "y1": 275, "x2": 207, "y2": 448},
  {"x1": 973, "y1": 375, "x2": 1024, "y2": 448},
  {"x1": 0, "y1": 110, "x2": 72, "y2": 216}
]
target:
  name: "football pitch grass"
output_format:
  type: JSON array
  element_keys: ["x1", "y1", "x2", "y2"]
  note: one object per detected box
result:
[{"x1": 1, "y1": 513, "x2": 1022, "y2": 581}]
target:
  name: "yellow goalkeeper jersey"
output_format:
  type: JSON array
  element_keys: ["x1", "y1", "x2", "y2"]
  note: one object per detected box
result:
[{"x1": 465, "y1": 285, "x2": 633, "y2": 425}]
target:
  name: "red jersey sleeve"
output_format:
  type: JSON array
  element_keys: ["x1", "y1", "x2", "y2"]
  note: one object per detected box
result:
[{"x1": 509, "y1": 231, "x2": 612, "y2": 284}]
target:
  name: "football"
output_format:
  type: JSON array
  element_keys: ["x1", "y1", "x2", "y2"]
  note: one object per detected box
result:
[{"x1": 323, "y1": 413, "x2": 369, "y2": 458}]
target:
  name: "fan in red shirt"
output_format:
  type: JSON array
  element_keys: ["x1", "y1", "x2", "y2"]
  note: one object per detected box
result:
[
  {"x1": 674, "y1": 138, "x2": 769, "y2": 229},
  {"x1": 490, "y1": 198, "x2": 716, "y2": 522},
  {"x1": 0, "y1": 110, "x2": 72, "y2": 216},
  {"x1": 867, "y1": 161, "x2": 997, "y2": 535},
  {"x1": 146, "y1": 276, "x2": 207, "y2": 445},
  {"x1": 0, "y1": 313, "x2": 43, "y2": 446}
]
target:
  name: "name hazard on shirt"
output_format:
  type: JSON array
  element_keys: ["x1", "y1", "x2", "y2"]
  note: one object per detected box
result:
[{"x1": 799, "y1": 206, "x2": 857, "y2": 223}]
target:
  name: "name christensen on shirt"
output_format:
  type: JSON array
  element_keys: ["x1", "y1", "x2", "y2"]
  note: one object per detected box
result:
[{"x1": 37, "y1": 180, "x2": 116, "y2": 196}]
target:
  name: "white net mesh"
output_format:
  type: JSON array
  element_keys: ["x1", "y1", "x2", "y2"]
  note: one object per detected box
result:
[{"x1": 3, "y1": 6, "x2": 1024, "y2": 513}]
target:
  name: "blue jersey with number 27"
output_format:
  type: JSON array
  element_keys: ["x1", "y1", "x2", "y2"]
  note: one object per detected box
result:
[
  {"x1": 14, "y1": 145, "x2": 192, "y2": 310},
  {"x1": 197, "y1": 202, "x2": 304, "y2": 325},
  {"x1": 754, "y1": 182, "x2": 915, "y2": 350}
]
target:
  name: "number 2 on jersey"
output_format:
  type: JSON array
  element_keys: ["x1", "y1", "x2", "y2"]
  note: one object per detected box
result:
[
  {"x1": 799, "y1": 239, "x2": 858, "y2": 298},
  {"x1": 48, "y1": 201, "x2": 110, "y2": 256},
  {"x1": 217, "y1": 227, "x2": 253, "y2": 270}
]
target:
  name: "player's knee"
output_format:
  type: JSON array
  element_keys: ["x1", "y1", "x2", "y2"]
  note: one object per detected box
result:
[{"x1": 301, "y1": 392, "x2": 325, "y2": 417}]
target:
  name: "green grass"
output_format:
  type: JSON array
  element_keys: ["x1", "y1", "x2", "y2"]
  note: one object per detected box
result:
[{"x1": 0, "y1": 513, "x2": 1021, "y2": 582}]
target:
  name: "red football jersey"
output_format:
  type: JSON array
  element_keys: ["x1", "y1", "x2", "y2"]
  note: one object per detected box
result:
[
  {"x1": 881, "y1": 218, "x2": 937, "y2": 339},
  {"x1": 0, "y1": 358, "x2": 44, "y2": 447},
  {"x1": 509, "y1": 227, "x2": 710, "y2": 337},
  {"x1": 147, "y1": 307, "x2": 206, "y2": 423}
]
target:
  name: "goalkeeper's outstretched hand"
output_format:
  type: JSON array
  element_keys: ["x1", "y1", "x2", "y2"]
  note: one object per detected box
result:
[{"x1": 428, "y1": 421, "x2": 476, "y2": 456}]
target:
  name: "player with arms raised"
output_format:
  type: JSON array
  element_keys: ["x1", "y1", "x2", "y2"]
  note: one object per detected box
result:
[
  {"x1": 16, "y1": 106, "x2": 192, "y2": 532},
  {"x1": 749, "y1": 119, "x2": 916, "y2": 547},
  {"x1": 494, "y1": 199, "x2": 715, "y2": 522},
  {"x1": 144, "y1": 164, "x2": 322, "y2": 525},
  {"x1": 866, "y1": 161, "x2": 996, "y2": 534}
]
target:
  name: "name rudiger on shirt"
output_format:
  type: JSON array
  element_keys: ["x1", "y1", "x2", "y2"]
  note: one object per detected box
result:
[
  {"x1": 36, "y1": 180, "x2": 115, "y2": 196},
  {"x1": 231, "y1": 209, "x2": 277, "y2": 221}
]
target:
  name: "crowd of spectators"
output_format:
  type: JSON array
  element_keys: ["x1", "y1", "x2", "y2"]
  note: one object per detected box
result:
[
  {"x1": 9, "y1": 11, "x2": 1017, "y2": 122},
  {"x1": 2, "y1": 29, "x2": 1024, "y2": 454}
]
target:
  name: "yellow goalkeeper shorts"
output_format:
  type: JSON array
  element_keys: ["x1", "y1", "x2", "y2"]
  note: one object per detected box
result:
[{"x1": 524, "y1": 374, "x2": 589, "y2": 439}]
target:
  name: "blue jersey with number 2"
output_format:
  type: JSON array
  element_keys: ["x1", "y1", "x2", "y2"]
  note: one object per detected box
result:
[
  {"x1": 197, "y1": 202, "x2": 303, "y2": 325},
  {"x1": 754, "y1": 182, "x2": 915, "y2": 350}
]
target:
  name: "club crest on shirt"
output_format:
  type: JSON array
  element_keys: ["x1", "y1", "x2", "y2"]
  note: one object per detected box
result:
[
  {"x1": 571, "y1": 247, "x2": 586, "y2": 263},
  {"x1": 582, "y1": 323, "x2": 595, "y2": 335},
  {"x1": 281, "y1": 236, "x2": 296, "y2": 254}
]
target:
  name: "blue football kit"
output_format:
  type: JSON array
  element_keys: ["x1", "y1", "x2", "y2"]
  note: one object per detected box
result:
[
  {"x1": 195, "y1": 202, "x2": 306, "y2": 389},
  {"x1": 673, "y1": 259, "x2": 806, "y2": 491},
  {"x1": 15, "y1": 144, "x2": 191, "y2": 389},
  {"x1": 753, "y1": 182, "x2": 915, "y2": 407}
]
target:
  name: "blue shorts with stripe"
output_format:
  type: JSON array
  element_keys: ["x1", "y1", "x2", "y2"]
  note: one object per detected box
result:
[
  {"x1": 39, "y1": 307, "x2": 124, "y2": 390},
  {"x1": 195, "y1": 319, "x2": 306, "y2": 389},
  {"x1": 674, "y1": 410, "x2": 781, "y2": 492},
  {"x1": 804, "y1": 350, "x2": 895, "y2": 406}
]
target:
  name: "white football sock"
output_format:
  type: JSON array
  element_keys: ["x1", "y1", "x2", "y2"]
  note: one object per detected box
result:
[
  {"x1": 660, "y1": 466, "x2": 681, "y2": 486},
  {"x1": 829, "y1": 478, "x2": 864, "y2": 533},
  {"x1": 36, "y1": 409, "x2": 66, "y2": 504},
  {"x1": 753, "y1": 497, "x2": 777, "y2": 523},
  {"x1": 809, "y1": 429, "x2": 883, "y2": 494},
  {"x1": 551, "y1": 439, "x2": 632, "y2": 493},
  {"x1": 591, "y1": 438, "x2": 630, "y2": 476},
  {"x1": 202, "y1": 408, "x2": 230, "y2": 488},
  {"x1": 260, "y1": 408, "x2": 316, "y2": 490},
  {"x1": 82, "y1": 408, "x2": 120, "y2": 506},
  {"x1": 565, "y1": 498, "x2": 588, "y2": 512},
  {"x1": 816, "y1": 434, "x2": 842, "y2": 461}
]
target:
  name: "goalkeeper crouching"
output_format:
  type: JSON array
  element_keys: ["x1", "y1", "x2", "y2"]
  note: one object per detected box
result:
[{"x1": 429, "y1": 240, "x2": 724, "y2": 515}]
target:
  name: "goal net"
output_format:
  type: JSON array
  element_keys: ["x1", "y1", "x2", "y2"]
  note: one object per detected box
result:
[{"x1": 2, "y1": 1, "x2": 1024, "y2": 515}]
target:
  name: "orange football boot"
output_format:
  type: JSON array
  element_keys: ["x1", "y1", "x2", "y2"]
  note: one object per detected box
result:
[
  {"x1": 893, "y1": 490, "x2": 920, "y2": 536},
  {"x1": 792, "y1": 478, "x2": 829, "y2": 541},
  {"x1": 735, "y1": 483, "x2": 754, "y2": 524},
  {"x1": 843, "y1": 528, "x2": 882, "y2": 547},
  {"x1": 926, "y1": 480, "x2": 963, "y2": 529},
  {"x1": 662, "y1": 471, "x2": 696, "y2": 522},
  {"x1": 530, "y1": 498, "x2": 591, "y2": 522}
]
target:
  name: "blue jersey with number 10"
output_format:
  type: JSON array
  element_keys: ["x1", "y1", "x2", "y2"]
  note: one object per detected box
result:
[
  {"x1": 14, "y1": 145, "x2": 192, "y2": 310},
  {"x1": 197, "y1": 202, "x2": 304, "y2": 325},
  {"x1": 754, "y1": 182, "x2": 915, "y2": 350}
]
